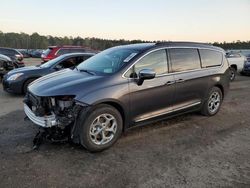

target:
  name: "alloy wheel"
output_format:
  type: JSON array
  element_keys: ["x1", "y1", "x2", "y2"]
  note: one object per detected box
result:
[
  {"x1": 89, "y1": 113, "x2": 117, "y2": 145},
  {"x1": 208, "y1": 91, "x2": 221, "y2": 114}
]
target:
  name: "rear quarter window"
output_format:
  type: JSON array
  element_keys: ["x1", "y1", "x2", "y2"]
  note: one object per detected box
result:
[{"x1": 199, "y1": 49, "x2": 222, "y2": 68}]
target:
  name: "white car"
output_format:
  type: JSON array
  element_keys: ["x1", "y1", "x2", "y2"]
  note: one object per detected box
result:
[{"x1": 226, "y1": 52, "x2": 247, "y2": 81}]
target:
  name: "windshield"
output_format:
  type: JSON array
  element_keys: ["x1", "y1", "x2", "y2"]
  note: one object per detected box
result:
[
  {"x1": 40, "y1": 55, "x2": 65, "y2": 68},
  {"x1": 77, "y1": 48, "x2": 139, "y2": 74}
]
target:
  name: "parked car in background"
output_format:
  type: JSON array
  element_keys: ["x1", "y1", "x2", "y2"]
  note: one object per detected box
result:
[
  {"x1": 226, "y1": 52, "x2": 247, "y2": 81},
  {"x1": 234, "y1": 50, "x2": 250, "y2": 62},
  {"x1": 24, "y1": 42, "x2": 230, "y2": 152},
  {"x1": 2, "y1": 52, "x2": 95, "y2": 94},
  {"x1": 0, "y1": 47, "x2": 25, "y2": 68},
  {"x1": 0, "y1": 54, "x2": 14, "y2": 79},
  {"x1": 17, "y1": 49, "x2": 31, "y2": 58},
  {"x1": 41, "y1": 46, "x2": 96, "y2": 62},
  {"x1": 241, "y1": 60, "x2": 250, "y2": 75},
  {"x1": 29, "y1": 49, "x2": 44, "y2": 58},
  {"x1": 246, "y1": 54, "x2": 250, "y2": 62}
]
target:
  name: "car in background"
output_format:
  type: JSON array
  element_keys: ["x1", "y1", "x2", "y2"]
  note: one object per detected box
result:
[
  {"x1": 18, "y1": 49, "x2": 31, "y2": 58},
  {"x1": 0, "y1": 54, "x2": 14, "y2": 79},
  {"x1": 226, "y1": 52, "x2": 247, "y2": 81},
  {"x1": 246, "y1": 54, "x2": 250, "y2": 62},
  {"x1": 235, "y1": 50, "x2": 250, "y2": 62},
  {"x1": 0, "y1": 47, "x2": 25, "y2": 68},
  {"x1": 241, "y1": 61, "x2": 250, "y2": 75},
  {"x1": 29, "y1": 49, "x2": 44, "y2": 58},
  {"x1": 2, "y1": 52, "x2": 95, "y2": 94},
  {"x1": 41, "y1": 46, "x2": 96, "y2": 62}
]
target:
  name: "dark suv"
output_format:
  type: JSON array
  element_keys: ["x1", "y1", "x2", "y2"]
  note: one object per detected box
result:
[{"x1": 24, "y1": 42, "x2": 230, "y2": 152}]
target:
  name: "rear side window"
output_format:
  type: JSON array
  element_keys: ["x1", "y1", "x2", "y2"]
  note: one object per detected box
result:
[
  {"x1": 199, "y1": 49, "x2": 222, "y2": 68},
  {"x1": 76, "y1": 55, "x2": 92, "y2": 65},
  {"x1": 169, "y1": 48, "x2": 201, "y2": 72},
  {"x1": 57, "y1": 49, "x2": 69, "y2": 55},
  {"x1": 71, "y1": 49, "x2": 86, "y2": 53}
]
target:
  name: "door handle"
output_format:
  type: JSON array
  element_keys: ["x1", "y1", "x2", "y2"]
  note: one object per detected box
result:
[
  {"x1": 165, "y1": 81, "x2": 175, "y2": 86},
  {"x1": 176, "y1": 79, "x2": 185, "y2": 83}
]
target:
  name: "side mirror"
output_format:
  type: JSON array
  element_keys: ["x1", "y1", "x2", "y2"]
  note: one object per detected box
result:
[{"x1": 137, "y1": 69, "x2": 156, "y2": 85}]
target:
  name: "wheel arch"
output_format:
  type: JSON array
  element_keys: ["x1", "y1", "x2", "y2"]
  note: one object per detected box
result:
[
  {"x1": 230, "y1": 64, "x2": 237, "y2": 70},
  {"x1": 97, "y1": 100, "x2": 127, "y2": 131},
  {"x1": 22, "y1": 77, "x2": 40, "y2": 93},
  {"x1": 214, "y1": 84, "x2": 224, "y2": 99}
]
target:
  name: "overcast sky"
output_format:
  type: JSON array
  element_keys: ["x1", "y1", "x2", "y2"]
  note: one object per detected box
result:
[{"x1": 0, "y1": 0, "x2": 249, "y2": 42}]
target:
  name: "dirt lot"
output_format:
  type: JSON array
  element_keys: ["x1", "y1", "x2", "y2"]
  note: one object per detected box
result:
[{"x1": 0, "y1": 59, "x2": 250, "y2": 187}]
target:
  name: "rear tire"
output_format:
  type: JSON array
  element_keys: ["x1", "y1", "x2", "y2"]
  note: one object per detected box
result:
[
  {"x1": 201, "y1": 87, "x2": 223, "y2": 116},
  {"x1": 230, "y1": 67, "x2": 236, "y2": 81},
  {"x1": 78, "y1": 104, "x2": 123, "y2": 152}
]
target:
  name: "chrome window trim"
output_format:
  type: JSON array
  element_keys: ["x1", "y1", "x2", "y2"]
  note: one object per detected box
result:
[{"x1": 122, "y1": 46, "x2": 225, "y2": 79}]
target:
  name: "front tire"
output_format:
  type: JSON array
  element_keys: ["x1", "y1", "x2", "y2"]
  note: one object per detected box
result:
[
  {"x1": 201, "y1": 87, "x2": 223, "y2": 116},
  {"x1": 23, "y1": 78, "x2": 36, "y2": 94},
  {"x1": 78, "y1": 104, "x2": 123, "y2": 152}
]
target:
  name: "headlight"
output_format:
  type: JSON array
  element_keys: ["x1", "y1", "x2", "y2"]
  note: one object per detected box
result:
[{"x1": 7, "y1": 73, "x2": 24, "y2": 81}]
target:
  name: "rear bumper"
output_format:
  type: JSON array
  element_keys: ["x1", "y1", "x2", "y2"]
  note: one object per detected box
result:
[{"x1": 24, "y1": 103, "x2": 58, "y2": 127}]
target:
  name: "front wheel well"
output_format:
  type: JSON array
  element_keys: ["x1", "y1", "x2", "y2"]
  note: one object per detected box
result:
[
  {"x1": 22, "y1": 77, "x2": 39, "y2": 93},
  {"x1": 101, "y1": 101, "x2": 126, "y2": 130}
]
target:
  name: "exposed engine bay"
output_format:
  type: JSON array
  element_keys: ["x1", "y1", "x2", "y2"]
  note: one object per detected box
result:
[{"x1": 24, "y1": 92, "x2": 84, "y2": 149}]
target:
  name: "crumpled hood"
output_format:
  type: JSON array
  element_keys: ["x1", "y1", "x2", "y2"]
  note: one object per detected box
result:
[{"x1": 28, "y1": 68, "x2": 103, "y2": 97}]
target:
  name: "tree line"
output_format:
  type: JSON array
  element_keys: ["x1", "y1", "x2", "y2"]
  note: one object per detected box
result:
[{"x1": 0, "y1": 31, "x2": 249, "y2": 50}]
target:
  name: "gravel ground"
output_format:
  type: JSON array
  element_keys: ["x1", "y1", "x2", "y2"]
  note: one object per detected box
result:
[{"x1": 0, "y1": 60, "x2": 250, "y2": 187}]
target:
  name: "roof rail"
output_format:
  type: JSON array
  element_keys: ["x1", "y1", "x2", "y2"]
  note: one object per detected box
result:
[{"x1": 155, "y1": 41, "x2": 211, "y2": 46}]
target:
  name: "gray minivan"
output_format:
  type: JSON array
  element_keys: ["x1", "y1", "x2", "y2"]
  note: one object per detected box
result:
[{"x1": 24, "y1": 42, "x2": 230, "y2": 152}]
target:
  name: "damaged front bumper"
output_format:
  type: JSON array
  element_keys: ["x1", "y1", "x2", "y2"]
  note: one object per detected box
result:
[{"x1": 24, "y1": 103, "x2": 58, "y2": 127}]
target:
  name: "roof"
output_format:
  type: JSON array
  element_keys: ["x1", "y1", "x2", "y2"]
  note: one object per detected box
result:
[
  {"x1": 112, "y1": 43, "x2": 155, "y2": 51},
  {"x1": 155, "y1": 41, "x2": 223, "y2": 51},
  {"x1": 114, "y1": 42, "x2": 225, "y2": 53}
]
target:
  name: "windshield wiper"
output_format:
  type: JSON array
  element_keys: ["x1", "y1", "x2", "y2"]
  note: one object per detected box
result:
[{"x1": 78, "y1": 69, "x2": 95, "y2": 75}]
